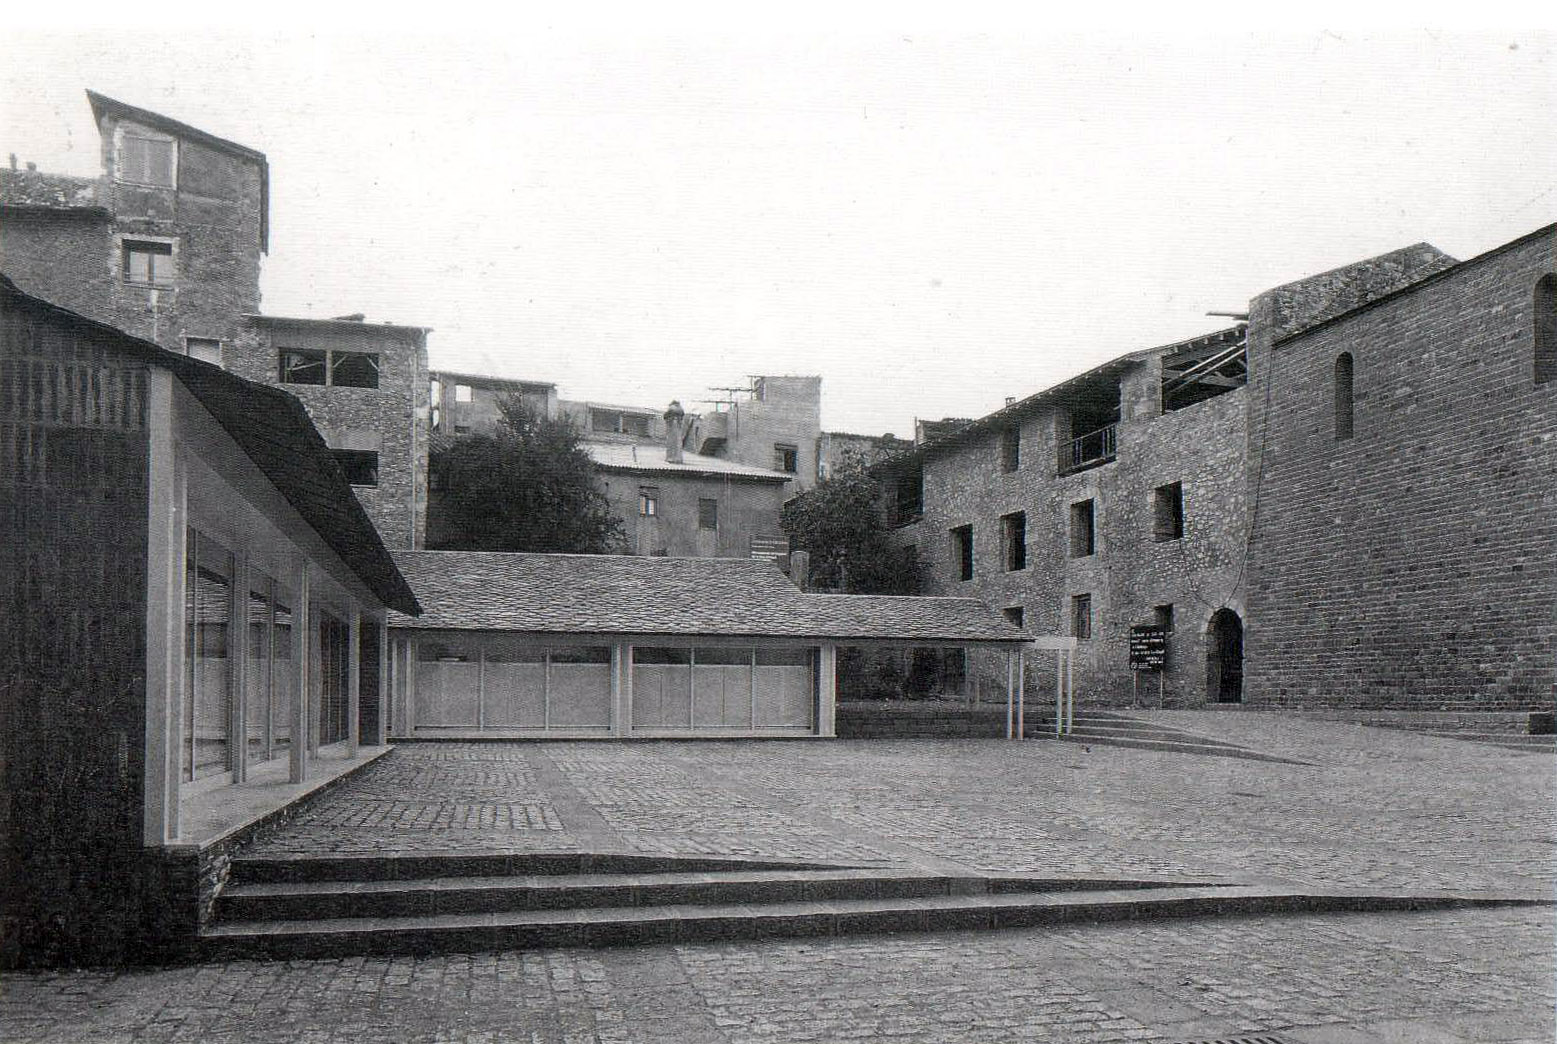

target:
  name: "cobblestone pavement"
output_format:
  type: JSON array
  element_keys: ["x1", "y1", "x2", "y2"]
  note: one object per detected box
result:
[
  {"x1": 2, "y1": 908, "x2": 1551, "y2": 1042},
  {"x1": 242, "y1": 713, "x2": 1556, "y2": 896}
]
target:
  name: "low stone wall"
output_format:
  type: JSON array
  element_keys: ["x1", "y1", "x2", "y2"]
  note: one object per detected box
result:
[
  {"x1": 1290, "y1": 710, "x2": 1544, "y2": 734},
  {"x1": 836, "y1": 700, "x2": 1013, "y2": 739}
]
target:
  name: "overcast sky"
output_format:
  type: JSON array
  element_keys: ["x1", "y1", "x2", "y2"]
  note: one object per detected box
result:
[{"x1": 2, "y1": 23, "x2": 1553, "y2": 435}]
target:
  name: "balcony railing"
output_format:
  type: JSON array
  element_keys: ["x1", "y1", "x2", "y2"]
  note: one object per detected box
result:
[{"x1": 1064, "y1": 424, "x2": 1117, "y2": 473}]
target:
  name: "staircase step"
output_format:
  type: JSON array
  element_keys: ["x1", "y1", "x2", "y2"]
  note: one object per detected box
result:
[
  {"x1": 1052, "y1": 734, "x2": 1309, "y2": 765},
  {"x1": 227, "y1": 852, "x2": 854, "y2": 886},
  {"x1": 199, "y1": 886, "x2": 1547, "y2": 961},
  {"x1": 217, "y1": 870, "x2": 1210, "y2": 923}
]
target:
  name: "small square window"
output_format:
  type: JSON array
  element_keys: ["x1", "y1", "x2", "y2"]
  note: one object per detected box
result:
[
  {"x1": 639, "y1": 488, "x2": 658, "y2": 517},
  {"x1": 999, "y1": 426, "x2": 1020, "y2": 472},
  {"x1": 123, "y1": 240, "x2": 174, "y2": 286},
  {"x1": 1153, "y1": 604, "x2": 1175, "y2": 632},
  {"x1": 623, "y1": 413, "x2": 651, "y2": 437},
  {"x1": 774, "y1": 443, "x2": 799, "y2": 473},
  {"x1": 1153, "y1": 482, "x2": 1183, "y2": 542},
  {"x1": 1003, "y1": 606, "x2": 1025, "y2": 629},
  {"x1": 279, "y1": 348, "x2": 327, "y2": 385},
  {"x1": 950, "y1": 524, "x2": 974, "y2": 581},
  {"x1": 329, "y1": 351, "x2": 380, "y2": 389},
  {"x1": 455, "y1": 384, "x2": 473, "y2": 403},
  {"x1": 184, "y1": 337, "x2": 222, "y2": 367},
  {"x1": 1001, "y1": 511, "x2": 1026, "y2": 572},
  {"x1": 1071, "y1": 594, "x2": 1092, "y2": 640},
  {"x1": 698, "y1": 498, "x2": 718, "y2": 530},
  {"x1": 333, "y1": 449, "x2": 379, "y2": 487},
  {"x1": 1069, "y1": 499, "x2": 1095, "y2": 558}
]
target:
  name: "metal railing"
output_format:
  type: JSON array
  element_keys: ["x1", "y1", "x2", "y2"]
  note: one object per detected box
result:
[{"x1": 1065, "y1": 423, "x2": 1117, "y2": 471}]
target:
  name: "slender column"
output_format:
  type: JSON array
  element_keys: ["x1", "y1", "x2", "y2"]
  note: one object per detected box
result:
[
  {"x1": 1005, "y1": 650, "x2": 1015, "y2": 739},
  {"x1": 347, "y1": 604, "x2": 361, "y2": 756},
  {"x1": 230, "y1": 549, "x2": 250, "y2": 783},
  {"x1": 289, "y1": 561, "x2": 309, "y2": 783},
  {"x1": 403, "y1": 638, "x2": 416, "y2": 735},
  {"x1": 817, "y1": 645, "x2": 837, "y2": 737},
  {"x1": 611, "y1": 643, "x2": 632, "y2": 737},
  {"x1": 376, "y1": 619, "x2": 390, "y2": 746},
  {"x1": 143, "y1": 372, "x2": 182, "y2": 844},
  {"x1": 1055, "y1": 652, "x2": 1064, "y2": 738}
]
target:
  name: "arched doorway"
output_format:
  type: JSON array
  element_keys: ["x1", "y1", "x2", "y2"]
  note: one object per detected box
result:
[{"x1": 1206, "y1": 608, "x2": 1244, "y2": 704}]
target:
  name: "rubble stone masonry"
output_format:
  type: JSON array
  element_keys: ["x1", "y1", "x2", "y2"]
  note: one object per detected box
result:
[{"x1": 1244, "y1": 228, "x2": 1556, "y2": 709}]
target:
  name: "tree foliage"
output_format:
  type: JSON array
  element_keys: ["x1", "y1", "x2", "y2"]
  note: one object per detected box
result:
[
  {"x1": 430, "y1": 398, "x2": 623, "y2": 553},
  {"x1": 779, "y1": 463, "x2": 922, "y2": 594}
]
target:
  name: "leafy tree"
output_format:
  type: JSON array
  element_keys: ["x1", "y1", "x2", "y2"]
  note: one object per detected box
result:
[
  {"x1": 780, "y1": 463, "x2": 922, "y2": 594},
  {"x1": 429, "y1": 398, "x2": 623, "y2": 553}
]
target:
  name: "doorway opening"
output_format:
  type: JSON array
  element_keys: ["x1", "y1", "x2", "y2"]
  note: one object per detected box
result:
[{"x1": 1206, "y1": 608, "x2": 1243, "y2": 704}]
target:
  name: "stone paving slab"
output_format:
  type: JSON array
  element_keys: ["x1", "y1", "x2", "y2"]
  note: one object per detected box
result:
[
  {"x1": 2, "y1": 908, "x2": 1550, "y2": 1042},
  {"x1": 240, "y1": 719, "x2": 1555, "y2": 899}
]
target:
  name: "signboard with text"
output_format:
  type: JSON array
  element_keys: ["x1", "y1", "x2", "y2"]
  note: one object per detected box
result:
[{"x1": 1129, "y1": 626, "x2": 1168, "y2": 671}]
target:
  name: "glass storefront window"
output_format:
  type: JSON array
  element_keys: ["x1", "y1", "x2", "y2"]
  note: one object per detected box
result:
[{"x1": 183, "y1": 530, "x2": 234, "y2": 780}]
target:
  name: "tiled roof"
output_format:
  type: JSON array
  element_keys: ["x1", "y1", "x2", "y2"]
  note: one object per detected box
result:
[
  {"x1": 585, "y1": 441, "x2": 793, "y2": 482},
  {"x1": 389, "y1": 550, "x2": 1028, "y2": 644},
  {"x1": 0, "y1": 274, "x2": 419, "y2": 616},
  {"x1": 0, "y1": 169, "x2": 106, "y2": 214}
]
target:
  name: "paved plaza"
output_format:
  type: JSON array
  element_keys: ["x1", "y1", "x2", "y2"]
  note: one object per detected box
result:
[{"x1": 4, "y1": 712, "x2": 1554, "y2": 1042}]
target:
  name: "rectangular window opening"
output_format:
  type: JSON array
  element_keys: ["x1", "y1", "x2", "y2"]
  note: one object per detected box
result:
[
  {"x1": 774, "y1": 443, "x2": 799, "y2": 473},
  {"x1": 121, "y1": 135, "x2": 175, "y2": 187},
  {"x1": 1153, "y1": 603, "x2": 1175, "y2": 632},
  {"x1": 184, "y1": 337, "x2": 222, "y2": 367},
  {"x1": 122, "y1": 240, "x2": 174, "y2": 286},
  {"x1": 951, "y1": 524, "x2": 974, "y2": 582},
  {"x1": 999, "y1": 426, "x2": 1020, "y2": 472},
  {"x1": 1003, "y1": 606, "x2": 1024, "y2": 629},
  {"x1": 639, "y1": 488, "x2": 659, "y2": 517},
  {"x1": 333, "y1": 449, "x2": 379, "y2": 487},
  {"x1": 698, "y1": 498, "x2": 718, "y2": 530},
  {"x1": 1153, "y1": 481, "x2": 1184, "y2": 542},
  {"x1": 1071, "y1": 594, "x2": 1092, "y2": 640},
  {"x1": 329, "y1": 351, "x2": 380, "y2": 389},
  {"x1": 1069, "y1": 499, "x2": 1095, "y2": 558},
  {"x1": 279, "y1": 348, "x2": 327, "y2": 386},
  {"x1": 1001, "y1": 511, "x2": 1026, "y2": 571}
]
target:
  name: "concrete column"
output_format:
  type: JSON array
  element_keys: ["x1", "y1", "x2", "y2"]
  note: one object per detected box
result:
[
  {"x1": 347, "y1": 604, "x2": 361, "y2": 756},
  {"x1": 817, "y1": 645, "x2": 837, "y2": 737},
  {"x1": 376, "y1": 619, "x2": 390, "y2": 746},
  {"x1": 289, "y1": 561, "x2": 309, "y2": 783},
  {"x1": 143, "y1": 371, "x2": 183, "y2": 844},
  {"x1": 230, "y1": 549, "x2": 250, "y2": 783},
  {"x1": 403, "y1": 638, "x2": 416, "y2": 736}
]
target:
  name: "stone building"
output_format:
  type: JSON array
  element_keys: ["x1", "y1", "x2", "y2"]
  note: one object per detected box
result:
[
  {"x1": 430, "y1": 370, "x2": 557, "y2": 434},
  {"x1": 847, "y1": 231, "x2": 1554, "y2": 711},
  {"x1": 1, "y1": 90, "x2": 433, "y2": 550},
  {"x1": 1244, "y1": 224, "x2": 1556, "y2": 710},
  {"x1": 0, "y1": 90, "x2": 266, "y2": 359}
]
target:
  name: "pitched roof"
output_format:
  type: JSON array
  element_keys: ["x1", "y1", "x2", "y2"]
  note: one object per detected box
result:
[
  {"x1": 86, "y1": 90, "x2": 270, "y2": 252},
  {"x1": 585, "y1": 441, "x2": 793, "y2": 482},
  {"x1": 388, "y1": 550, "x2": 1028, "y2": 644},
  {"x1": 0, "y1": 169, "x2": 109, "y2": 216},
  {"x1": 0, "y1": 274, "x2": 419, "y2": 615}
]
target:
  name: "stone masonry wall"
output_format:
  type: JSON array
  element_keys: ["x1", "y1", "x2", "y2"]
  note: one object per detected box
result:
[
  {"x1": 228, "y1": 322, "x2": 429, "y2": 550},
  {"x1": 1244, "y1": 230, "x2": 1557, "y2": 709},
  {"x1": 910, "y1": 360, "x2": 1248, "y2": 708}
]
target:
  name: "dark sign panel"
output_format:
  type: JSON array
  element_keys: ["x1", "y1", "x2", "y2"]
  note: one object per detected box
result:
[{"x1": 1129, "y1": 625, "x2": 1167, "y2": 671}]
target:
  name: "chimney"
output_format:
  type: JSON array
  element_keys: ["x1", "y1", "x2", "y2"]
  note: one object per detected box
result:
[
  {"x1": 8, "y1": 154, "x2": 15, "y2": 170},
  {"x1": 788, "y1": 550, "x2": 811, "y2": 591},
  {"x1": 663, "y1": 401, "x2": 685, "y2": 464},
  {"x1": 25, "y1": 162, "x2": 36, "y2": 172}
]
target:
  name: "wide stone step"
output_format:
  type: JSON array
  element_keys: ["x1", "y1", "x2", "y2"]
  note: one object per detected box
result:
[
  {"x1": 227, "y1": 852, "x2": 854, "y2": 886},
  {"x1": 1052, "y1": 734, "x2": 1309, "y2": 765},
  {"x1": 215, "y1": 870, "x2": 1201, "y2": 923},
  {"x1": 199, "y1": 886, "x2": 1547, "y2": 962}
]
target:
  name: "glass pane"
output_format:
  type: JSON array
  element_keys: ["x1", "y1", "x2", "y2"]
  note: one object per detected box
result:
[
  {"x1": 631, "y1": 647, "x2": 690, "y2": 728},
  {"x1": 484, "y1": 646, "x2": 546, "y2": 728},
  {"x1": 755, "y1": 647, "x2": 815, "y2": 727},
  {"x1": 693, "y1": 648, "x2": 751, "y2": 728},
  {"x1": 246, "y1": 583, "x2": 271, "y2": 760},
  {"x1": 191, "y1": 534, "x2": 232, "y2": 779},
  {"x1": 272, "y1": 600, "x2": 292, "y2": 752},
  {"x1": 414, "y1": 638, "x2": 479, "y2": 726},
  {"x1": 548, "y1": 648, "x2": 611, "y2": 726}
]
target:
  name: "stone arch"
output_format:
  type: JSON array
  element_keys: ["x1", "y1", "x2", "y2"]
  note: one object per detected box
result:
[{"x1": 1205, "y1": 607, "x2": 1244, "y2": 704}]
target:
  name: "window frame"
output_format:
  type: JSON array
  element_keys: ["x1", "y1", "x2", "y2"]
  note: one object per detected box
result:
[
  {"x1": 1071, "y1": 593, "x2": 1092, "y2": 640},
  {"x1": 328, "y1": 351, "x2": 381, "y2": 389},
  {"x1": 332, "y1": 449, "x2": 380, "y2": 487},
  {"x1": 1153, "y1": 481, "x2": 1184, "y2": 542},
  {"x1": 773, "y1": 443, "x2": 799, "y2": 473},
  {"x1": 117, "y1": 131, "x2": 177, "y2": 189},
  {"x1": 1334, "y1": 352, "x2": 1355, "y2": 441},
  {"x1": 697, "y1": 497, "x2": 719, "y2": 531},
  {"x1": 121, "y1": 238, "x2": 176, "y2": 287},
  {"x1": 1000, "y1": 510, "x2": 1027, "y2": 572},
  {"x1": 639, "y1": 487, "x2": 659, "y2": 517},
  {"x1": 1069, "y1": 498, "x2": 1096, "y2": 558},
  {"x1": 279, "y1": 348, "x2": 328, "y2": 386},
  {"x1": 999, "y1": 425, "x2": 1020, "y2": 473},
  {"x1": 950, "y1": 524, "x2": 974, "y2": 582}
]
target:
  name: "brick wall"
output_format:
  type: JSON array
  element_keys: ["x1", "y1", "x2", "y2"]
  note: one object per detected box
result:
[
  {"x1": 1244, "y1": 230, "x2": 1557, "y2": 709},
  {"x1": 228, "y1": 321, "x2": 429, "y2": 550},
  {"x1": 908, "y1": 359, "x2": 1249, "y2": 707},
  {"x1": 0, "y1": 302, "x2": 151, "y2": 968}
]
